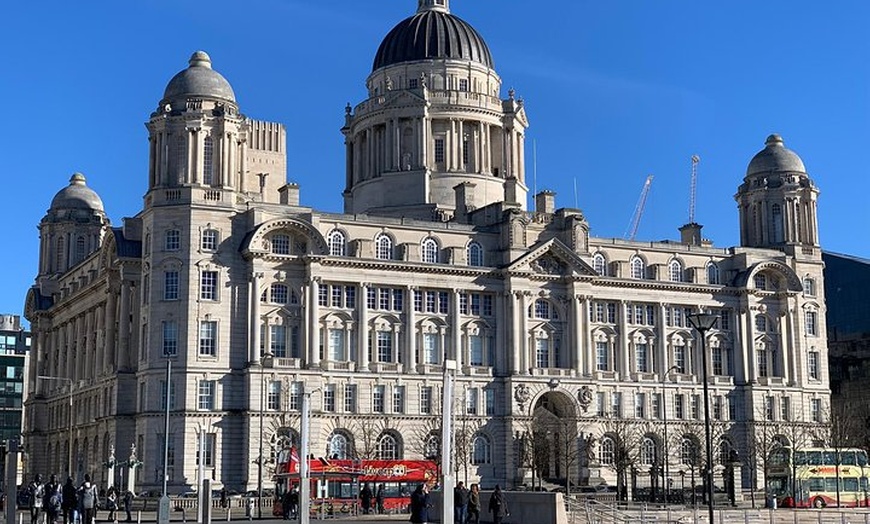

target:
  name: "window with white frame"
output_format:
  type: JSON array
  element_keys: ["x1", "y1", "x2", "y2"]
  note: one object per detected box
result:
[
  {"x1": 673, "y1": 341, "x2": 686, "y2": 373},
  {"x1": 532, "y1": 299, "x2": 552, "y2": 320},
  {"x1": 200, "y1": 271, "x2": 218, "y2": 300},
  {"x1": 808, "y1": 351, "x2": 820, "y2": 380},
  {"x1": 199, "y1": 321, "x2": 217, "y2": 356},
  {"x1": 270, "y1": 325, "x2": 287, "y2": 358},
  {"x1": 691, "y1": 395, "x2": 700, "y2": 419},
  {"x1": 635, "y1": 393, "x2": 645, "y2": 418},
  {"x1": 377, "y1": 433, "x2": 399, "y2": 460},
  {"x1": 803, "y1": 277, "x2": 816, "y2": 296},
  {"x1": 328, "y1": 230, "x2": 347, "y2": 257},
  {"x1": 595, "y1": 340, "x2": 609, "y2": 371},
  {"x1": 376, "y1": 331, "x2": 393, "y2": 363},
  {"x1": 424, "y1": 435, "x2": 439, "y2": 460},
  {"x1": 593, "y1": 253, "x2": 607, "y2": 276},
  {"x1": 162, "y1": 321, "x2": 178, "y2": 356},
  {"x1": 707, "y1": 262, "x2": 720, "y2": 285},
  {"x1": 421, "y1": 237, "x2": 439, "y2": 264},
  {"x1": 466, "y1": 387, "x2": 479, "y2": 415},
  {"x1": 757, "y1": 347, "x2": 769, "y2": 377},
  {"x1": 272, "y1": 234, "x2": 291, "y2": 255},
  {"x1": 640, "y1": 437, "x2": 657, "y2": 465},
  {"x1": 536, "y1": 336, "x2": 550, "y2": 369},
  {"x1": 805, "y1": 310, "x2": 818, "y2": 336},
  {"x1": 811, "y1": 398, "x2": 822, "y2": 423},
  {"x1": 393, "y1": 386, "x2": 405, "y2": 414},
  {"x1": 712, "y1": 346, "x2": 724, "y2": 376},
  {"x1": 160, "y1": 380, "x2": 177, "y2": 411},
  {"x1": 198, "y1": 380, "x2": 216, "y2": 410},
  {"x1": 471, "y1": 434, "x2": 491, "y2": 465},
  {"x1": 289, "y1": 382, "x2": 301, "y2": 411},
  {"x1": 674, "y1": 394, "x2": 685, "y2": 419},
  {"x1": 165, "y1": 230, "x2": 181, "y2": 251},
  {"x1": 681, "y1": 437, "x2": 698, "y2": 466},
  {"x1": 755, "y1": 315, "x2": 768, "y2": 332},
  {"x1": 765, "y1": 396, "x2": 775, "y2": 421},
  {"x1": 596, "y1": 392, "x2": 606, "y2": 416},
  {"x1": 467, "y1": 242, "x2": 484, "y2": 267},
  {"x1": 713, "y1": 395, "x2": 723, "y2": 420},
  {"x1": 164, "y1": 271, "x2": 179, "y2": 300},
  {"x1": 485, "y1": 388, "x2": 495, "y2": 416},
  {"x1": 600, "y1": 437, "x2": 615, "y2": 466},
  {"x1": 469, "y1": 334, "x2": 488, "y2": 366},
  {"x1": 203, "y1": 136, "x2": 215, "y2": 185},
  {"x1": 434, "y1": 138, "x2": 445, "y2": 164},
  {"x1": 611, "y1": 392, "x2": 622, "y2": 417},
  {"x1": 421, "y1": 386, "x2": 433, "y2": 415},
  {"x1": 196, "y1": 432, "x2": 216, "y2": 467},
  {"x1": 344, "y1": 384, "x2": 357, "y2": 413},
  {"x1": 423, "y1": 333, "x2": 440, "y2": 365},
  {"x1": 202, "y1": 229, "x2": 219, "y2": 251},
  {"x1": 635, "y1": 341, "x2": 649, "y2": 373},
  {"x1": 323, "y1": 385, "x2": 336, "y2": 413},
  {"x1": 373, "y1": 385, "x2": 385, "y2": 413},
  {"x1": 754, "y1": 273, "x2": 767, "y2": 290},
  {"x1": 781, "y1": 396, "x2": 790, "y2": 421},
  {"x1": 328, "y1": 329, "x2": 346, "y2": 361},
  {"x1": 375, "y1": 234, "x2": 393, "y2": 260},
  {"x1": 267, "y1": 381, "x2": 281, "y2": 411},
  {"x1": 630, "y1": 256, "x2": 645, "y2": 279},
  {"x1": 327, "y1": 433, "x2": 348, "y2": 459},
  {"x1": 669, "y1": 260, "x2": 683, "y2": 282}
]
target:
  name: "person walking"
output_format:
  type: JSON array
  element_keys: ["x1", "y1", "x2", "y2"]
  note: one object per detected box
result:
[
  {"x1": 488, "y1": 485, "x2": 509, "y2": 524},
  {"x1": 61, "y1": 478, "x2": 77, "y2": 524},
  {"x1": 453, "y1": 481, "x2": 469, "y2": 524},
  {"x1": 375, "y1": 484, "x2": 385, "y2": 514},
  {"x1": 409, "y1": 484, "x2": 430, "y2": 524},
  {"x1": 288, "y1": 486, "x2": 299, "y2": 519},
  {"x1": 467, "y1": 484, "x2": 481, "y2": 524},
  {"x1": 359, "y1": 483, "x2": 373, "y2": 514},
  {"x1": 27, "y1": 474, "x2": 45, "y2": 524},
  {"x1": 105, "y1": 487, "x2": 118, "y2": 522},
  {"x1": 78, "y1": 475, "x2": 98, "y2": 524},
  {"x1": 122, "y1": 491, "x2": 133, "y2": 523}
]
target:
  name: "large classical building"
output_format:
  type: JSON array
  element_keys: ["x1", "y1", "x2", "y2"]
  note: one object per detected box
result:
[{"x1": 24, "y1": 0, "x2": 829, "y2": 496}]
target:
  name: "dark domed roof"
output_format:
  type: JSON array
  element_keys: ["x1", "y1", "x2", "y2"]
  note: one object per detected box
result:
[
  {"x1": 162, "y1": 51, "x2": 236, "y2": 105},
  {"x1": 373, "y1": 9, "x2": 494, "y2": 72},
  {"x1": 746, "y1": 134, "x2": 806, "y2": 176},
  {"x1": 50, "y1": 173, "x2": 105, "y2": 212}
]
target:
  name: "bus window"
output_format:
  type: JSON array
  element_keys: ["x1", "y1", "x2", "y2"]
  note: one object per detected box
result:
[
  {"x1": 823, "y1": 452, "x2": 836, "y2": 466},
  {"x1": 808, "y1": 451, "x2": 822, "y2": 465},
  {"x1": 860, "y1": 452, "x2": 869, "y2": 467},
  {"x1": 861, "y1": 477, "x2": 869, "y2": 491},
  {"x1": 843, "y1": 478, "x2": 859, "y2": 492},
  {"x1": 808, "y1": 478, "x2": 825, "y2": 491},
  {"x1": 825, "y1": 478, "x2": 838, "y2": 492},
  {"x1": 794, "y1": 451, "x2": 807, "y2": 466},
  {"x1": 840, "y1": 451, "x2": 857, "y2": 466}
]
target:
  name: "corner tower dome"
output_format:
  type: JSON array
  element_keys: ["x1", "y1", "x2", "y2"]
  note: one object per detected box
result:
[
  {"x1": 746, "y1": 134, "x2": 807, "y2": 177},
  {"x1": 49, "y1": 173, "x2": 105, "y2": 213},
  {"x1": 161, "y1": 51, "x2": 236, "y2": 107},
  {"x1": 373, "y1": 0, "x2": 494, "y2": 71}
]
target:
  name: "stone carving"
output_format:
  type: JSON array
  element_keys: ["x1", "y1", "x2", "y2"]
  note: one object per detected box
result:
[
  {"x1": 577, "y1": 386, "x2": 594, "y2": 411},
  {"x1": 514, "y1": 384, "x2": 531, "y2": 411},
  {"x1": 531, "y1": 255, "x2": 563, "y2": 275}
]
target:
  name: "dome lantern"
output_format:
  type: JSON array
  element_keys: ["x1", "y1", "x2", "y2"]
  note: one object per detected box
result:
[
  {"x1": 418, "y1": 0, "x2": 450, "y2": 13},
  {"x1": 161, "y1": 51, "x2": 237, "y2": 109}
]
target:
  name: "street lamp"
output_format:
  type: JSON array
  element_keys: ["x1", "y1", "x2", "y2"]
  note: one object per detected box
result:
[
  {"x1": 687, "y1": 312, "x2": 719, "y2": 524},
  {"x1": 662, "y1": 364, "x2": 681, "y2": 504},
  {"x1": 257, "y1": 352, "x2": 275, "y2": 519},
  {"x1": 36, "y1": 375, "x2": 73, "y2": 478}
]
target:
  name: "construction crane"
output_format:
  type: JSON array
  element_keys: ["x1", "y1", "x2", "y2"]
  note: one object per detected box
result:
[
  {"x1": 625, "y1": 175, "x2": 654, "y2": 241},
  {"x1": 688, "y1": 155, "x2": 700, "y2": 224}
]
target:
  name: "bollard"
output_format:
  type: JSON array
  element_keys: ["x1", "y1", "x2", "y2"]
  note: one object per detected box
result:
[
  {"x1": 819, "y1": 509, "x2": 823, "y2": 524},
  {"x1": 745, "y1": 510, "x2": 750, "y2": 524},
  {"x1": 226, "y1": 507, "x2": 231, "y2": 521},
  {"x1": 136, "y1": 510, "x2": 141, "y2": 524}
]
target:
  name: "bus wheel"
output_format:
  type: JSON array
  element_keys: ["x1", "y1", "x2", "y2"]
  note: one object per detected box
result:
[{"x1": 813, "y1": 497, "x2": 825, "y2": 509}]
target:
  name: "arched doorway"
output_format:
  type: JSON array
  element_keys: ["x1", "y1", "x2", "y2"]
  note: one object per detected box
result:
[{"x1": 530, "y1": 391, "x2": 579, "y2": 487}]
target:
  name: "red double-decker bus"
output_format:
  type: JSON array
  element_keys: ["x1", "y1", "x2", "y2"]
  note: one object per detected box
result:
[{"x1": 273, "y1": 452, "x2": 437, "y2": 515}]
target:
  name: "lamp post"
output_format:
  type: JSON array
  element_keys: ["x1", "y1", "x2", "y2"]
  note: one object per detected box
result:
[
  {"x1": 662, "y1": 364, "x2": 680, "y2": 504},
  {"x1": 256, "y1": 352, "x2": 274, "y2": 519},
  {"x1": 37, "y1": 375, "x2": 73, "y2": 478},
  {"x1": 687, "y1": 312, "x2": 719, "y2": 524}
]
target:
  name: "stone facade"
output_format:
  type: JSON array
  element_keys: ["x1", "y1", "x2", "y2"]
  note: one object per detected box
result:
[{"x1": 23, "y1": 0, "x2": 829, "y2": 496}]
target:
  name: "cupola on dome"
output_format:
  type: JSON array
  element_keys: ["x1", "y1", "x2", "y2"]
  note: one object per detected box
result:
[
  {"x1": 373, "y1": 1, "x2": 494, "y2": 72},
  {"x1": 746, "y1": 134, "x2": 807, "y2": 176},
  {"x1": 162, "y1": 51, "x2": 236, "y2": 106},
  {"x1": 50, "y1": 173, "x2": 105, "y2": 212}
]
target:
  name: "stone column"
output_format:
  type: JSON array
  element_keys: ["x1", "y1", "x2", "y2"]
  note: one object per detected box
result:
[
  {"x1": 494, "y1": 291, "x2": 506, "y2": 375},
  {"x1": 308, "y1": 278, "x2": 321, "y2": 368},
  {"x1": 658, "y1": 304, "x2": 669, "y2": 373},
  {"x1": 118, "y1": 282, "x2": 130, "y2": 372},
  {"x1": 250, "y1": 272, "x2": 262, "y2": 364},
  {"x1": 406, "y1": 285, "x2": 417, "y2": 373},
  {"x1": 617, "y1": 301, "x2": 629, "y2": 378},
  {"x1": 518, "y1": 291, "x2": 529, "y2": 374},
  {"x1": 359, "y1": 284, "x2": 370, "y2": 371},
  {"x1": 452, "y1": 289, "x2": 463, "y2": 369}
]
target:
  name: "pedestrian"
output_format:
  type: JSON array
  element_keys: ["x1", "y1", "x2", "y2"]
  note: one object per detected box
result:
[
  {"x1": 61, "y1": 478, "x2": 77, "y2": 524},
  {"x1": 409, "y1": 484, "x2": 430, "y2": 524},
  {"x1": 122, "y1": 491, "x2": 133, "y2": 523},
  {"x1": 105, "y1": 486, "x2": 118, "y2": 522},
  {"x1": 288, "y1": 486, "x2": 299, "y2": 519},
  {"x1": 44, "y1": 474, "x2": 62, "y2": 524},
  {"x1": 27, "y1": 474, "x2": 45, "y2": 524},
  {"x1": 488, "y1": 485, "x2": 509, "y2": 524},
  {"x1": 281, "y1": 489, "x2": 291, "y2": 520},
  {"x1": 375, "y1": 484, "x2": 385, "y2": 514},
  {"x1": 359, "y1": 483, "x2": 373, "y2": 514},
  {"x1": 220, "y1": 487, "x2": 228, "y2": 509},
  {"x1": 453, "y1": 481, "x2": 469, "y2": 524},
  {"x1": 467, "y1": 484, "x2": 480, "y2": 524},
  {"x1": 78, "y1": 475, "x2": 98, "y2": 524}
]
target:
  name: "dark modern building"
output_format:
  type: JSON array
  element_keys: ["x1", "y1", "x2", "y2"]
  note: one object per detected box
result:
[{"x1": 0, "y1": 314, "x2": 28, "y2": 489}]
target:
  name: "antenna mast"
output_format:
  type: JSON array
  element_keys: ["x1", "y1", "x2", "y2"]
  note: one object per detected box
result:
[
  {"x1": 689, "y1": 155, "x2": 700, "y2": 223},
  {"x1": 625, "y1": 175, "x2": 654, "y2": 241}
]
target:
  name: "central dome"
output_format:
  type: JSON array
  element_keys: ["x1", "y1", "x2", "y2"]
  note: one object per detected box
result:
[
  {"x1": 162, "y1": 51, "x2": 236, "y2": 106},
  {"x1": 373, "y1": 7, "x2": 494, "y2": 72}
]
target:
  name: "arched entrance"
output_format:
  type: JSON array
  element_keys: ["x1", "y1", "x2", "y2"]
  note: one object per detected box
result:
[{"x1": 530, "y1": 391, "x2": 580, "y2": 487}]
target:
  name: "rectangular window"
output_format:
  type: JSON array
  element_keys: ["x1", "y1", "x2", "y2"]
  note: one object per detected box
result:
[
  {"x1": 199, "y1": 321, "x2": 217, "y2": 356},
  {"x1": 718, "y1": 309, "x2": 731, "y2": 331},
  {"x1": 160, "y1": 380, "x2": 176, "y2": 410},
  {"x1": 808, "y1": 351, "x2": 820, "y2": 380},
  {"x1": 409, "y1": 78, "x2": 419, "y2": 89},
  {"x1": 323, "y1": 385, "x2": 336, "y2": 413},
  {"x1": 165, "y1": 230, "x2": 180, "y2": 251},
  {"x1": 635, "y1": 392, "x2": 645, "y2": 419},
  {"x1": 270, "y1": 325, "x2": 287, "y2": 358},
  {"x1": 691, "y1": 395, "x2": 700, "y2": 420},
  {"x1": 485, "y1": 388, "x2": 496, "y2": 416},
  {"x1": 373, "y1": 385, "x2": 385, "y2": 413},
  {"x1": 674, "y1": 344, "x2": 686, "y2": 373},
  {"x1": 596, "y1": 342, "x2": 608, "y2": 371},
  {"x1": 379, "y1": 288, "x2": 390, "y2": 310},
  {"x1": 646, "y1": 306, "x2": 656, "y2": 326},
  {"x1": 328, "y1": 329, "x2": 345, "y2": 361},
  {"x1": 423, "y1": 333, "x2": 439, "y2": 365},
  {"x1": 200, "y1": 271, "x2": 218, "y2": 300},
  {"x1": 675, "y1": 394, "x2": 685, "y2": 420},
  {"x1": 393, "y1": 386, "x2": 405, "y2": 414},
  {"x1": 415, "y1": 291, "x2": 424, "y2": 313},
  {"x1": 331, "y1": 285, "x2": 342, "y2": 307},
  {"x1": 757, "y1": 350, "x2": 769, "y2": 377},
  {"x1": 536, "y1": 338, "x2": 550, "y2": 369},
  {"x1": 462, "y1": 139, "x2": 469, "y2": 166},
  {"x1": 459, "y1": 78, "x2": 469, "y2": 92},
  {"x1": 728, "y1": 396, "x2": 737, "y2": 420},
  {"x1": 393, "y1": 288, "x2": 403, "y2": 311},
  {"x1": 201, "y1": 229, "x2": 218, "y2": 251},
  {"x1": 377, "y1": 332, "x2": 392, "y2": 363},
  {"x1": 652, "y1": 393, "x2": 661, "y2": 420},
  {"x1": 635, "y1": 343, "x2": 648, "y2": 373},
  {"x1": 289, "y1": 382, "x2": 301, "y2": 411},
  {"x1": 345, "y1": 286, "x2": 356, "y2": 309},
  {"x1": 162, "y1": 321, "x2": 178, "y2": 356},
  {"x1": 805, "y1": 311, "x2": 818, "y2": 336},
  {"x1": 713, "y1": 396, "x2": 723, "y2": 420},
  {"x1": 421, "y1": 386, "x2": 433, "y2": 415},
  {"x1": 611, "y1": 392, "x2": 622, "y2": 418},
  {"x1": 781, "y1": 396, "x2": 790, "y2": 421},
  {"x1": 318, "y1": 286, "x2": 329, "y2": 307},
  {"x1": 426, "y1": 291, "x2": 436, "y2": 313},
  {"x1": 344, "y1": 384, "x2": 357, "y2": 413},
  {"x1": 466, "y1": 387, "x2": 479, "y2": 415},
  {"x1": 811, "y1": 398, "x2": 822, "y2": 423},
  {"x1": 198, "y1": 380, "x2": 216, "y2": 411},
  {"x1": 712, "y1": 347, "x2": 723, "y2": 376},
  {"x1": 765, "y1": 396, "x2": 775, "y2": 421},
  {"x1": 596, "y1": 392, "x2": 606, "y2": 417},
  {"x1": 469, "y1": 335, "x2": 484, "y2": 366},
  {"x1": 196, "y1": 433, "x2": 216, "y2": 467},
  {"x1": 440, "y1": 291, "x2": 450, "y2": 314},
  {"x1": 267, "y1": 381, "x2": 281, "y2": 411},
  {"x1": 607, "y1": 303, "x2": 617, "y2": 324},
  {"x1": 434, "y1": 138, "x2": 445, "y2": 163},
  {"x1": 164, "y1": 271, "x2": 179, "y2": 300},
  {"x1": 367, "y1": 287, "x2": 376, "y2": 309}
]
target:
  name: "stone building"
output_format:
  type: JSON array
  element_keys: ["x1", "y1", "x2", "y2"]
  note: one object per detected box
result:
[{"x1": 23, "y1": 0, "x2": 829, "y2": 496}]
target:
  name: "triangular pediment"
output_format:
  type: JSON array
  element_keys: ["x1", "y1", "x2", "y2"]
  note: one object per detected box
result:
[
  {"x1": 506, "y1": 238, "x2": 597, "y2": 279},
  {"x1": 381, "y1": 89, "x2": 427, "y2": 109}
]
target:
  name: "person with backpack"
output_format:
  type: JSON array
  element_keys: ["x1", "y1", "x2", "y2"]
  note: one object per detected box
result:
[
  {"x1": 61, "y1": 478, "x2": 77, "y2": 524},
  {"x1": 78, "y1": 475, "x2": 98, "y2": 524},
  {"x1": 43, "y1": 475, "x2": 62, "y2": 524},
  {"x1": 27, "y1": 474, "x2": 45, "y2": 524}
]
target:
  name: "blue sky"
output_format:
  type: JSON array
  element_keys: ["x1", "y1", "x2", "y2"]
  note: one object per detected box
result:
[{"x1": 3, "y1": 1, "x2": 869, "y2": 322}]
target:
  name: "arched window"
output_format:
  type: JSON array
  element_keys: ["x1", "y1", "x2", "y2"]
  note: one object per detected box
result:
[
  {"x1": 593, "y1": 253, "x2": 607, "y2": 276},
  {"x1": 75, "y1": 236, "x2": 86, "y2": 263},
  {"x1": 272, "y1": 234, "x2": 291, "y2": 255},
  {"x1": 630, "y1": 256, "x2": 645, "y2": 279},
  {"x1": 421, "y1": 237, "x2": 439, "y2": 264},
  {"x1": 377, "y1": 433, "x2": 399, "y2": 460},
  {"x1": 375, "y1": 234, "x2": 393, "y2": 260},
  {"x1": 755, "y1": 315, "x2": 768, "y2": 333},
  {"x1": 706, "y1": 262, "x2": 720, "y2": 285},
  {"x1": 327, "y1": 433, "x2": 349, "y2": 460},
  {"x1": 718, "y1": 439, "x2": 733, "y2": 465},
  {"x1": 467, "y1": 242, "x2": 484, "y2": 267},
  {"x1": 600, "y1": 436, "x2": 615, "y2": 466},
  {"x1": 802, "y1": 277, "x2": 816, "y2": 296},
  {"x1": 270, "y1": 283, "x2": 289, "y2": 304},
  {"x1": 669, "y1": 260, "x2": 683, "y2": 282},
  {"x1": 327, "y1": 230, "x2": 346, "y2": 257},
  {"x1": 471, "y1": 434, "x2": 492, "y2": 465},
  {"x1": 424, "y1": 434, "x2": 440, "y2": 460},
  {"x1": 640, "y1": 437, "x2": 657, "y2": 465},
  {"x1": 681, "y1": 437, "x2": 698, "y2": 466},
  {"x1": 531, "y1": 299, "x2": 554, "y2": 320}
]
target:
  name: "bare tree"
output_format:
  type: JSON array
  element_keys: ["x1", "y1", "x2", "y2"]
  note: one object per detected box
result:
[
  {"x1": 599, "y1": 416, "x2": 643, "y2": 501},
  {"x1": 350, "y1": 416, "x2": 395, "y2": 460}
]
